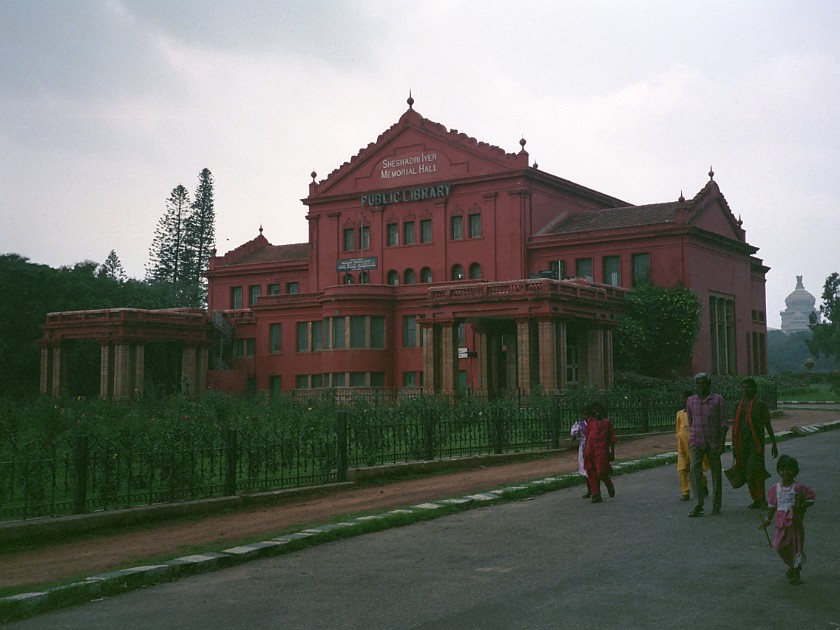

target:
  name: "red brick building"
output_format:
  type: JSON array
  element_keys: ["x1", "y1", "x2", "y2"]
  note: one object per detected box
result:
[{"x1": 204, "y1": 100, "x2": 768, "y2": 397}]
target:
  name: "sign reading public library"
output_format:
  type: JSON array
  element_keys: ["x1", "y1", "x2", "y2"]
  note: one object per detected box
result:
[
  {"x1": 337, "y1": 256, "x2": 378, "y2": 272},
  {"x1": 361, "y1": 182, "x2": 451, "y2": 208}
]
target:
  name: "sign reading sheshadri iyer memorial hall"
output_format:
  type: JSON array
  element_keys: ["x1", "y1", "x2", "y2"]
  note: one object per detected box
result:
[{"x1": 381, "y1": 152, "x2": 438, "y2": 179}]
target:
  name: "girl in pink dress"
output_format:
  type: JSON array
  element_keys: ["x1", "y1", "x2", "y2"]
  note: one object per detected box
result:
[
  {"x1": 571, "y1": 405, "x2": 591, "y2": 498},
  {"x1": 760, "y1": 455, "x2": 816, "y2": 585}
]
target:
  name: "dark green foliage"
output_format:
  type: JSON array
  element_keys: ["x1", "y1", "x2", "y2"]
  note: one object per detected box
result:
[
  {"x1": 98, "y1": 249, "x2": 126, "y2": 282},
  {"x1": 768, "y1": 329, "x2": 840, "y2": 374},
  {"x1": 0, "y1": 255, "x2": 175, "y2": 398},
  {"x1": 614, "y1": 284, "x2": 702, "y2": 378},
  {"x1": 807, "y1": 272, "x2": 840, "y2": 364}
]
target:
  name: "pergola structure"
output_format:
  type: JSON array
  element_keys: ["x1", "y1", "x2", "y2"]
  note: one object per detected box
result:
[{"x1": 39, "y1": 308, "x2": 212, "y2": 399}]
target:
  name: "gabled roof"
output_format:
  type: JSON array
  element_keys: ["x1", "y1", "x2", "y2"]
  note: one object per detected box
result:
[
  {"x1": 547, "y1": 201, "x2": 681, "y2": 235},
  {"x1": 213, "y1": 230, "x2": 308, "y2": 267},
  {"x1": 310, "y1": 100, "x2": 528, "y2": 197}
]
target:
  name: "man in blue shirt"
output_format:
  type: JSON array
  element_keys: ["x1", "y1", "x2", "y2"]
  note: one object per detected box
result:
[{"x1": 686, "y1": 373, "x2": 728, "y2": 517}]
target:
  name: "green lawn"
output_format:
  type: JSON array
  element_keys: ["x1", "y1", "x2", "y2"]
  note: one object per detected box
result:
[{"x1": 778, "y1": 382, "x2": 840, "y2": 402}]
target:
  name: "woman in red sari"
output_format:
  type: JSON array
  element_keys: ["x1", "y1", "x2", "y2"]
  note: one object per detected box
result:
[{"x1": 583, "y1": 402, "x2": 616, "y2": 504}]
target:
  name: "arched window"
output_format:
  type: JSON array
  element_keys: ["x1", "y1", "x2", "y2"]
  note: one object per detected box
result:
[
  {"x1": 469, "y1": 263, "x2": 482, "y2": 279},
  {"x1": 420, "y1": 267, "x2": 433, "y2": 283},
  {"x1": 451, "y1": 264, "x2": 464, "y2": 280},
  {"x1": 343, "y1": 274, "x2": 354, "y2": 285},
  {"x1": 387, "y1": 269, "x2": 399, "y2": 285},
  {"x1": 404, "y1": 268, "x2": 416, "y2": 284},
  {"x1": 359, "y1": 271, "x2": 369, "y2": 284}
]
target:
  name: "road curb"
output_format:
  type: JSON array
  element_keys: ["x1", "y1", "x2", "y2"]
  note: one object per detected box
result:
[{"x1": 2, "y1": 419, "x2": 838, "y2": 623}]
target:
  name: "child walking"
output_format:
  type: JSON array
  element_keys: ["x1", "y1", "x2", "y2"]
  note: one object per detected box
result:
[
  {"x1": 583, "y1": 402, "x2": 616, "y2": 504},
  {"x1": 760, "y1": 455, "x2": 816, "y2": 585},
  {"x1": 571, "y1": 405, "x2": 591, "y2": 498}
]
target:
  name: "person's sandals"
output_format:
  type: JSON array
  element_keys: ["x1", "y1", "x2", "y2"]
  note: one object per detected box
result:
[
  {"x1": 591, "y1": 495, "x2": 603, "y2": 503},
  {"x1": 582, "y1": 491, "x2": 592, "y2": 499},
  {"x1": 688, "y1": 506, "x2": 704, "y2": 517},
  {"x1": 680, "y1": 494, "x2": 691, "y2": 501}
]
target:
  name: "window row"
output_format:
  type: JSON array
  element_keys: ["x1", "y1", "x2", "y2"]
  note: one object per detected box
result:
[
  {"x1": 342, "y1": 213, "x2": 482, "y2": 252},
  {"x1": 230, "y1": 282, "x2": 299, "y2": 309},
  {"x1": 548, "y1": 253, "x2": 650, "y2": 287},
  {"x1": 386, "y1": 263, "x2": 482, "y2": 285},
  {"x1": 296, "y1": 316, "x2": 386, "y2": 352},
  {"x1": 295, "y1": 372, "x2": 386, "y2": 389}
]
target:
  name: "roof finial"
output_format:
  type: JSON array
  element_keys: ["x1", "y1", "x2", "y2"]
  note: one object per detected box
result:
[
  {"x1": 407, "y1": 90, "x2": 414, "y2": 110},
  {"x1": 259, "y1": 224, "x2": 263, "y2": 235},
  {"x1": 678, "y1": 190, "x2": 685, "y2": 203},
  {"x1": 708, "y1": 165, "x2": 715, "y2": 180},
  {"x1": 311, "y1": 170, "x2": 317, "y2": 182},
  {"x1": 519, "y1": 136, "x2": 527, "y2": 149}
]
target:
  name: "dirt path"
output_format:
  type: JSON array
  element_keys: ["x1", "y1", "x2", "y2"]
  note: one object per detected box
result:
[{"x1": 1, "y1": 408, "x2": 836, "y2": 591}]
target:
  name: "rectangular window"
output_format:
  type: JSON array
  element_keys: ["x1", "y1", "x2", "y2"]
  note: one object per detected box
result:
[
  {"x1": 331, "y1": 317, "x2": 346, "y2": 349},
  {"x1": 231, "y1": 286, "x2": 243, "y2": 309},
  {"x1": 343, "y1": 227, "x2": 355, "y2": 252},
  {"x1": 269, "y1": 375, "x2": 282, "y2": 394},
  {"x1": 575, "y1": 258, "x2": 593, "y2": 280},
  {"x1": 349, "y1": 316, "x2": 367, "y2": 348},
  {"x1": 632, "y1": 253, "x2": 650, "y2": 286},
  {"x1": 457, "y1": 322, "x2": 466, "y2": 346},
  {"x1": 359, "y1": 225, "x2": 370, "y2": 250},
  {"x1": 269, "y1": 323, "x2": 282, "y2": 353},
  {"x1": 451, "y1": 216, "x2": 463, "y2": 240},
  {"x1": 312, "y1": 320, "x2": 323, "y2": 351},
  {"x1": 403, "y1": 315, "x2": 418, "y2": 347},
  {"x1": 235, "y1": 338, "x2": 255, "y2": 357},
  {"x1": 287, "y1": 282, "x2": 300, "y2": 294},
  {"x1": 370, "y1": 372, "x2": 385, "y2": 387},
  {"x1": 332, "y1": 372, "x2": 346, "y2": 388},
  {"x1": 403, "y1": 371, "x2": 418, "y2": 387},
  {"x1": 403, "y1": 221, "x2": 415, "y2": 245},
  {"x1": 268, "y1": 284, "x2": 280, "y2": 295},
  {"x1": 709, "y1": 295, "x2": 737, "y2": 375},
  {"x1": 249, "y1": 285, "x2": 261, "y2": 307},
  {"x1": 549, "y1": 260, "x2": 566, "y2": 280},
  {"x1": 421, "y1": 219, "x2": 433, "y2": 243},
  {"x1": 296, "y1": 374, "x2": 309, "y2": 389},
  {"x1": 370, "y1": 316, "x2": 385, "y2": 348},
  {"x1": 387, "y1": 223, "x2": 399, "y2": 246},
  {"x1": 349, "y1": 372, "x2": 367, "y2": 387},
  {"x1": 296, "y1": 322, "x2": 309, "y2": 353},
  {"x1": 311, "y1": 373, "x2": 324, "y2": 388},
  {"x1": 468, "y1": 214, "x2": 481, "y2": 238},
  {"x1": 603, "y1": 256, "x2": 621, "y2": 286}
]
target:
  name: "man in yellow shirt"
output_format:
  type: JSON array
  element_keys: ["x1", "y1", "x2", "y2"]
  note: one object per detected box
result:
[{"x1": 676, "y1": 390, "x2": 708, "y2": 501}]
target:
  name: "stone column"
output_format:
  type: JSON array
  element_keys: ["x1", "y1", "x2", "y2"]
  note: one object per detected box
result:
[
  {"x1": 438, "y1": 320, "x2": 457, "y2": 395},
  {"x1": 603, "y1": 329, "x2": 614, "y2": 388},
  {"x1": 182, "y1": 346, "x2": 197, "y2": 395},
  {"x1": 133, "y1": 345, "x2": 145, "y2": 397},
  {"x1": 39, "y1": 346, "x2": 51, "y2": 395},
  {"x1": 537, "y1": 317, "x2": 558, "y2": 393},
  {"x1": 50, "y1": 346, "x2": 64, "y2": 397},
  {"x1": 421, "y1": 322, "x2": 436, "y2": 394},
  {"x1": 100, "y1": 343, "x2": 112, "y2": 399},
  {"x1": 113, "y1": 344, "x2": 131, "y2": 399},
  {"x1": 587, "y1": 328, "x2": 605, "y2": 389},
  {"x1": 196, "y1": 346, "x2": 208, "y2": 392},
  {"x1": 557, "y1": 320, "x2": 568, "y2": 392},
  {"x1": 515, "y1": 317, "x2": 531, "y2": 394},
  {"x1": 473, "y1": 325, "x2": 489, "y2": 396}
]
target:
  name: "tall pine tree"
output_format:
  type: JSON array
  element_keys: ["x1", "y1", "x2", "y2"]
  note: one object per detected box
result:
[
  {"x1": 184, "y1": 168, "x2": 215, "y2": 305},
  {"x1": 146, "y1": 184, "x2": 192, "y2": 305},
  {"x1": 99, "y1": 249, "x2": 127, "y2": 282}
]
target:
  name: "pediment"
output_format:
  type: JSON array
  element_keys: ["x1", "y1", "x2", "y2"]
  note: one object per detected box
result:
[
  {"x1": 688, "y1": 179, "x2": 745, "y2": 242},
  {"x1": 310, "y1": 108, "x2": 528, "y2": 199}
]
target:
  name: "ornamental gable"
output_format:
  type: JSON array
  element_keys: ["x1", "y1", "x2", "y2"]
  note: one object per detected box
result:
[{"x1": 308, "y1": 108, "x2": 528, "y2": 201}]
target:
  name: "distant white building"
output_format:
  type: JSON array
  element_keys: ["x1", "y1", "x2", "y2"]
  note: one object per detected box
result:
[{"x1": 780, "y1": 276, "x2": 820, "y2": 334}]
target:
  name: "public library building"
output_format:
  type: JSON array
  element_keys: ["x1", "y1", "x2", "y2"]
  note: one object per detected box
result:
[{"x1": 40, "y1": 98, "x2": 769, "y2": 398}]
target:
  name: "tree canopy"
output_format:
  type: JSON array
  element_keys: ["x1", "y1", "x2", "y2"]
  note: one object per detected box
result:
[
  {"x1": 807, "y1": 272, "x2": 840, "y2": 362},
  {"x1": 614, "y1": 284, "x2": 702, "y2": 378}
]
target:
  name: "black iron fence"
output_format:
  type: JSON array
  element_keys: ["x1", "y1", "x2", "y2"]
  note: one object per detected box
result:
[{"x1": 0, "y1": 384, "x2": 775, "y2": 521}]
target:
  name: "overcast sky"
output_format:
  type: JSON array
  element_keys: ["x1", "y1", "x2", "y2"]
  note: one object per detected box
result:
[{"x1": 2, "y1": 1, "x2": 838, "y2": 328}]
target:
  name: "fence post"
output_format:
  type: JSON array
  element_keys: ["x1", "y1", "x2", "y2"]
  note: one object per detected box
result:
[
  {"x1": 336, "y1": 410, "x2": 348, "y2": 482},
  {"x1": 72, "y1": 434, "x2": 88, "y2": 515},
  {"x1": 224, "y1": 428, "x2": 237, "y2": 496},
  {"x1": 424, "y1": 407, "x2": 435, "y2": 460}
]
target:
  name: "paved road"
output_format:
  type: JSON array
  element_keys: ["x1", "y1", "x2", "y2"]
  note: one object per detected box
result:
[{"x1": 10, "y1": 431, "x2": 839, "y2": 630}]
